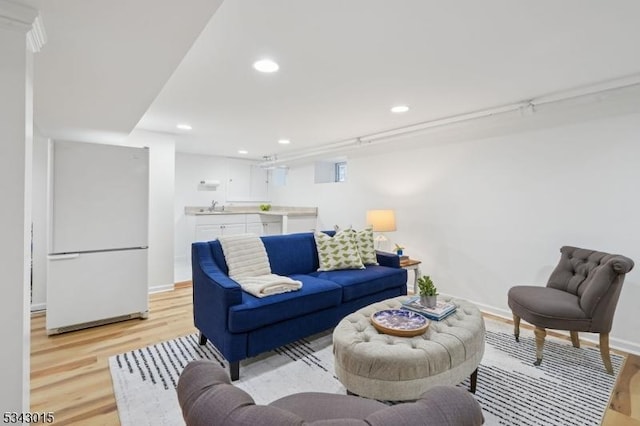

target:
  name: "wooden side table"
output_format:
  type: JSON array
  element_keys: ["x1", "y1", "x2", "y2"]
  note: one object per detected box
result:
[{"x1": 400, "y1": 258, "x2": 422, "y2": 294}]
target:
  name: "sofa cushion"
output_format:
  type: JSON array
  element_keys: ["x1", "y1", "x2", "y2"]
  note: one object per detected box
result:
[
  {"x1": 314, "y1": 230, "x2": 365, "y2": 272},
  {"x1": 311, "y1": 265, "x2": 407, "y2": 302},
  {"x1": 228, "y1": 275, "x2": 342, "y2": 333},
  {"x1": 270, "y1": 392, "x2": 387, "y2": 421},
  {"x1": 507, "y1": 285, "x2": 591, "y2": 330},
  {"x1": 262, "y1": 233, "x2": 321, "y2": 275}
]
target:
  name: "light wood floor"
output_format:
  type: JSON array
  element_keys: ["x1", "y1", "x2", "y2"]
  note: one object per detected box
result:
[{"x1": 31, "y1": 284, "x2": 639, "y2": 425}]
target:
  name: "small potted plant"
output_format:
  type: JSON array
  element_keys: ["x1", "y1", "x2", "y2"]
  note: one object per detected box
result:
[
  {"x1": 417, "y1": 275, "x2": 438, "y2": 308},
  {"x1": 394, "y1": 243, "x2": 405, "y2": 256}
]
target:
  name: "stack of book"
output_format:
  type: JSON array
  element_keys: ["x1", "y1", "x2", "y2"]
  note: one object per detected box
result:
[{"x1": 401, "y1": 296, "x2": 457, "y2": 321}]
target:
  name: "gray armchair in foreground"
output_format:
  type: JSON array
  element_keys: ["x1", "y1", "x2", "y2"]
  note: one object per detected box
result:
[
  {"x1": 177, "y1": 360, "x2": 484, "y2": 426},
  {"x1": 508, "y1": 246, "x2": 633, "y2": 373}
]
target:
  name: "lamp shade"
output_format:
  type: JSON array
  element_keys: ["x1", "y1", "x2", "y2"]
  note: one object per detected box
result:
[{"x1": 366, "y1": 210, "x2": 396, "y2": 232}]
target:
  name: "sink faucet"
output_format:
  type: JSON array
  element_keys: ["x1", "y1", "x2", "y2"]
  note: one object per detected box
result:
[{"x1": 208, "y1": 200, "x2": 218, "y2": 212}]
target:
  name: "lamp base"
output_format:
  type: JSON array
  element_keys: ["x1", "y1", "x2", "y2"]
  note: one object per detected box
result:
[{"x1": 374, "y1": 234, "x2": 388, "y2": 250}]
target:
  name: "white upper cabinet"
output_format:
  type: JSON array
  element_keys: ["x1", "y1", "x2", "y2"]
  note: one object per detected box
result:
[
  {"x1": 249, "y1": 165, "x2": 269, "y2": 201},
  {"x1": 227, "y1": 159, "x2": 269, "y2": 202}
]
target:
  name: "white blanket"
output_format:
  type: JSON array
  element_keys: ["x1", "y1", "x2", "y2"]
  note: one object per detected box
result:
[{"x1": 218, "y1": 233, "x2": 302, "y2": 298}]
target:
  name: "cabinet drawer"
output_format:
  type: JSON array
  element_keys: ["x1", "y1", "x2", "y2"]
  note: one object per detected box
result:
[
  {"x1": 259, "y1": 214, "x2": 282, "y2": 223},
  {"x1": 245, "y1": 214, "x2": 262, "y2": 223},
  {"x1": 195, "y1": 223, "x2": 247, "y2": 241},
  {"x1": 195, "y1": 225, "x2": 221, "y2": 242},
  {"x1": 195, "y1": 214, "x2": 246, "y2": 225}
]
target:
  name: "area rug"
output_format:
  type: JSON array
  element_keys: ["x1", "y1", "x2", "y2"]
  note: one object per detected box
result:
[{"x1": 109, "y1": 318, "x2": 623, "y2": 426}]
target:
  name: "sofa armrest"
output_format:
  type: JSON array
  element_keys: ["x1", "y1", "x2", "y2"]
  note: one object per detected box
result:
[
  {"x1": 192, "y1": 242, "x2": 243, "y2": 332},
  {"x1": 376, "y1": 250, "x2": 400, "y2": 268}
]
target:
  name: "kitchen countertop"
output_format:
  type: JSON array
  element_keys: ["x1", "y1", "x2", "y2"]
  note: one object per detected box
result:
[{"x1": 185, "y1": 205, "x2": 317, "y2": 217}]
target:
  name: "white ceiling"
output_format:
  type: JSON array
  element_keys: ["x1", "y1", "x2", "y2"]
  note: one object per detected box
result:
[
  {"x1": 34, "y1": 1, "x2": 640, "y2": 160},
  {"x1": 34, "y1": 0, "x2": 223, "y2": 143}
]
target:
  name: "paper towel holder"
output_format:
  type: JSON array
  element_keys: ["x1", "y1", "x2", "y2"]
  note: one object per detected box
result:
[{"x1": 198, "y1": 180, "x2": 220, "y2": 190}]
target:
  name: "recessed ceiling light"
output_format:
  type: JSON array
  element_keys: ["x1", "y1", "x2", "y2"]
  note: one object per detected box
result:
[
  {"x1": 176, "y1": 123, "x2": 192, "y2": 130},
  {"x1": 278, "y1": 139, "x2": 290, "y2": 145},
  {"x1": 238, "y1": 149, "x2": 249, "y2": 155},
  {"x1": 253, "y1": 59, "x2": 279, "y2": 73},
  {"x1": 391, "y1": 105, "x2": 410, "y2": 113}
]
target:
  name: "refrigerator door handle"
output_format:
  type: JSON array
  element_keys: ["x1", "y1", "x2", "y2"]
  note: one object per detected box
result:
[{"x1": 48, "y1": 253, "x2": 80, "y2": 260}]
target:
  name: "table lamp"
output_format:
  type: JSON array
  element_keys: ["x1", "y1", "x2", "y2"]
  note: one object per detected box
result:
[{"x1": 366, "y1": 210, "x2": 396, "y2": 251}]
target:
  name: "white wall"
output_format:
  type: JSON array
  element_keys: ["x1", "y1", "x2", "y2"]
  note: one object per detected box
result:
[
  {"x1": 270, "y1": 109, "x2": 640, "y2": 354},
  {"x1": 31, "y1": 129, "x2": 48, "y2": 310},
  {"x1": 122, "y1": 130, "x2": 176, "y2": 293},
  {"x1": 0, "y1": 5, "x2": 36, "y2": 411}
]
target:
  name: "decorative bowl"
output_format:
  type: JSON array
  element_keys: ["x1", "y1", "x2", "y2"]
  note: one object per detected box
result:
[{"x1": 370, "y1": 309, "x2": 429, "y2": 337}]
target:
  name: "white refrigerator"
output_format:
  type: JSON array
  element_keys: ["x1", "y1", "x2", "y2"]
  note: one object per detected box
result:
[{"x1": 46, "y1": 141, "x2": 149, "y2": 334}]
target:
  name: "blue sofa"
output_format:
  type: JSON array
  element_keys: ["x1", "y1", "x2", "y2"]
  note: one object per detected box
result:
[{"x1": 192, "y1": 232, "x2": 408, "y2": 380}]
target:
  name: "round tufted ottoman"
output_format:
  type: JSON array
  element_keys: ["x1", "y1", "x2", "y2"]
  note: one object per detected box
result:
[{"x1": 333, "y1": 295, "x2": 485, "y2": 401}]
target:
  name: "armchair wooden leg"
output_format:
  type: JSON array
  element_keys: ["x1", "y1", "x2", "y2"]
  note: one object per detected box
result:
[
  {"x1": 533, "y1": 327, "x2": 546, "y2": 366},
  {"x1": 599, "y1": 333, "x2": 613, "y2": 374},
  {"x1": 513, "y1": 314, "x2": 521, "y2": 342},
  {"x1": 570, "y1": 331, "x2": 580, "y2": 348}
]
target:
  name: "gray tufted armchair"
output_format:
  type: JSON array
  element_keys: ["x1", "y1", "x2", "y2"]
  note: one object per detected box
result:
[
  {"x1": 507, "y1": 246, "x2": 634, "y2": 373},
  {"x1": 177, "y1": 360, "x2": 484, "y2": 426}
]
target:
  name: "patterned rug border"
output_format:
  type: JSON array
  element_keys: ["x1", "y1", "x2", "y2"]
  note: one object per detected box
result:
[{"x1": 109, "y1": 318, "x2": 624, "y2": 426}]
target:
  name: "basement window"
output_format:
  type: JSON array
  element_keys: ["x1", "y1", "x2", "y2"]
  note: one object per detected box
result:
[
  {"x1": 335, "y1": 162, "x2": 347, "y2": 182},
  {"x1": 314, "y1": 157, "x2": 348, "y2": 184}
]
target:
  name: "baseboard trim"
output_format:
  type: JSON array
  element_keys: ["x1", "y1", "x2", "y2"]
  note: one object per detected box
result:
[
  {"x1": 149, "y1": 284, "x2": 175, "y2": 294},
  {"x1": 175, "y1": 280, "x2": 192, "y2": 288},
  {"x1": 460, "y1": 295, "x2": 640, "y2": 356},
  {"x1": 31, "y1": 303, "x2": 46, "y2": 313},
  {"x1": 31, "y1": 282, "x2": 190, "y2": 315}
]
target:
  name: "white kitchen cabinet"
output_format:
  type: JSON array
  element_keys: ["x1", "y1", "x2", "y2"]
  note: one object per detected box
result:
[
  {"x1": 264, "y1": 221, "x2": 282, "y2": 235},
  {"x1": 227, "y1": 162, "x2": 251, "y2": 202},
  {"x1": 284, "y1": 215, "x2": 317, "y2": 234},
  {"x1": 227, "y1": 160, "x2": 269, "y2": 202},
  {"x1": 195, "y1": 214, "x2": 248, "y2": 241},
  {"x1": 195, "y1": 223, "x2": 246, "y2": 241},
  {"x1": 249, "y1": 165, "x2": 269, "y2": 201},
  {"x1": 246, "y1": 214, "x2": 282, "y2": 236},
  {"x1": 245, "y1": 222, "x2": 264, "y2": 235}
]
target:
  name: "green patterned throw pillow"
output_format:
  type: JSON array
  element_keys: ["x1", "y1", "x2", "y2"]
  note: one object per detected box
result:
[
  {"x1": 352, "y1": 227, "x2": 378, "y2": 265},
  {"x1": 314, "y1": 230, "x2": 365, "y2": 271}
]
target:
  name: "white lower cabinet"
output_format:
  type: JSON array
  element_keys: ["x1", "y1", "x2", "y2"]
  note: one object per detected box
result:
[
  {"x1": 194, "y1": 214, "x2": 248, "y2": 242},
  {"x1": 245, "y1": 221, "x2": 282, "y2": 236},
  {"x1": 246, "y1": 214, "x2": 282, "y2": 236},
  {"x1": 284, "y1": 215, "x2": 317, "y2": 234},
  {"x1": 195, "y1": 223, "x2": 246, "y2": 241},
  {"x1": 264, "y1": 221, "x2": 282, "y2": 235},
  {"x1": 194, "y1": 213, "x2": 283, "y2": 241}
]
